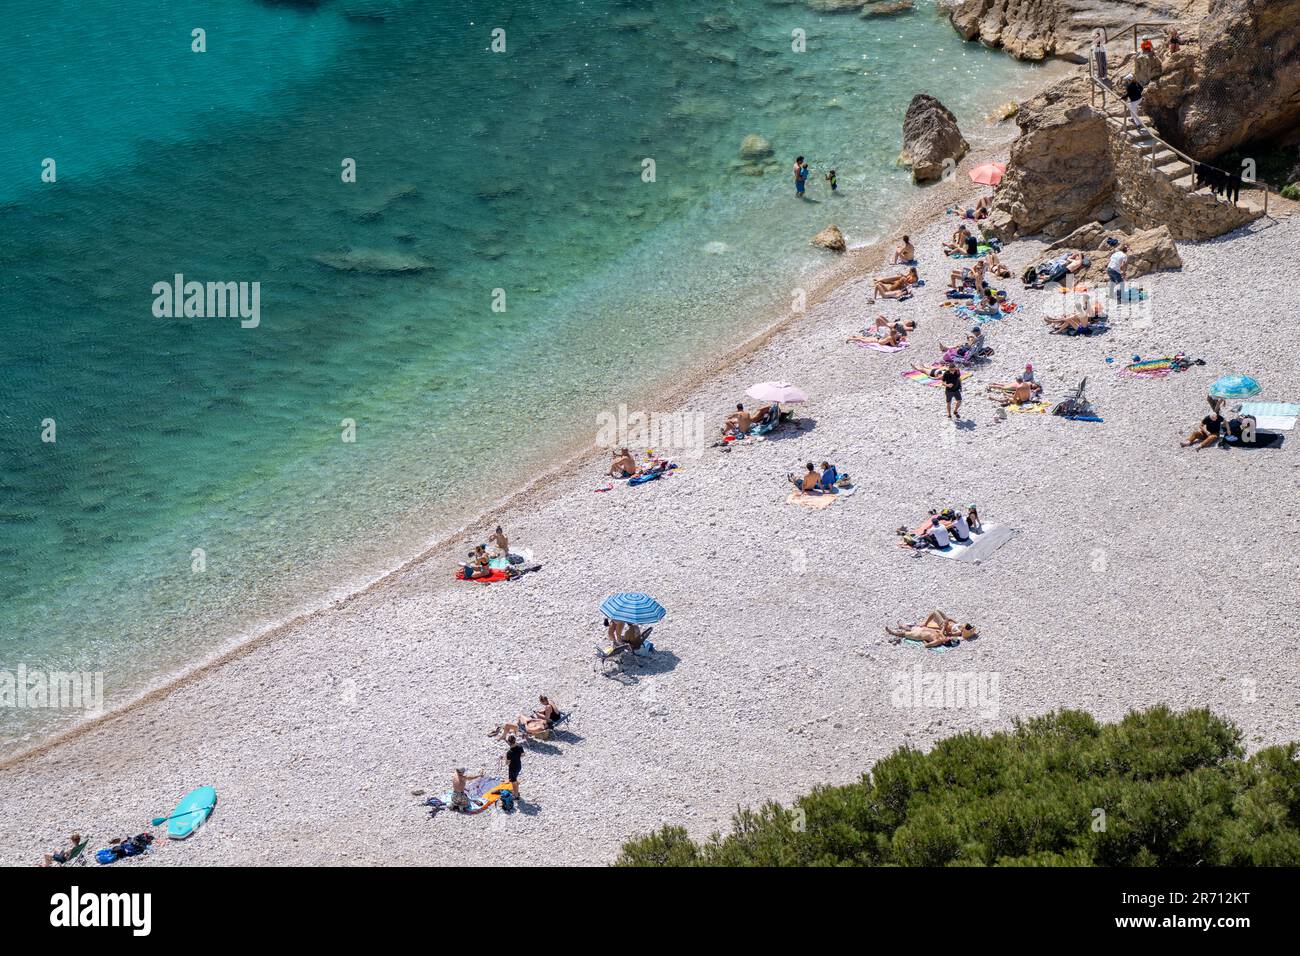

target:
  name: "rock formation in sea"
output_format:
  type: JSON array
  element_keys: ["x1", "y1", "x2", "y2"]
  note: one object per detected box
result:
[
  {"x1": 810, "y1": 225, "x2": 847, "y2": 252},
  {"x1": 738, "y1": 134, "x2": 774, "y2": 161},
  {"x1": 310, "y1": 250, "x2": 436, "y2": 274},
  {"x1": 899, "y1": 94, "x2": 970, "y2": 183}
]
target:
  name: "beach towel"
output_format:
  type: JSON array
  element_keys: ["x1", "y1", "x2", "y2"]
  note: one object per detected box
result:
[
  {"x1": 1239, "y1": 402, "x2": 1299, "y2": 432},
  {"x1": 1062, "y1": 414, "x2": 1104, "y2": 422},
  {"x1": 922, "y1": 524, "x2": 1015, "y2": 564},
  {"x1": 1005, "y1": 401, "x2": 1053, "y2": 414},
  {"x1": 786, "y1": 490, "x2": 838, "y2": 509},
  {"x1": 462, "y1": 569, "x2": 510, "y2": 584},
  {"x1": 902, "y1": 368, "x2": 972, "y2": 388},
  {"x1": 953, "y1": 305, "x2": 1002, "y2": 323},
  {"x1": 903, "y1": 637, "x2": 960, "y2": 653},
  {"x1": 1060, "y1": 322, "x2": 1109, "y2": 337},
  {"x1": 1222, "y1": 432, "x2": 1284, "y2": 450},
  {"x1": 1119, "y1": 358, "x2": 1173, "y2": 378},
  {"x1": 856, "y1": 340, "x2": 909, "y2": 353}
]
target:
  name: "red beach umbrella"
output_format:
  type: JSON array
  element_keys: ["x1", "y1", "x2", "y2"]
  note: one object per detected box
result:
[{"x1": 968, "y1": 162, "x2": 1006, "y2": 186}]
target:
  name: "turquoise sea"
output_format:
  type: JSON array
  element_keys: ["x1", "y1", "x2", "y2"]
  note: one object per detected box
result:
[{"x1": 0, "y1": 0, "x2": 1047, "y2": 752}]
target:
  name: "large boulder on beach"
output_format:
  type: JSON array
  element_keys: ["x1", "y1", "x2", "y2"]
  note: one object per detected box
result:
[
  {"x1": 899, "y1": 94, "x2": 969, "y2": 183},
  {"x1": 1049, "y1": 222, "x2": 1183, "y2": 282},
  {"x1": 810, "y1": 225, "x2": 847, "y2": 252},
  {"x1": 986, "y1": 79, "x2": 1115, "y2": 239},
  {"x1": 738, "y1": 134, "x2": 774, "y2": 161}
]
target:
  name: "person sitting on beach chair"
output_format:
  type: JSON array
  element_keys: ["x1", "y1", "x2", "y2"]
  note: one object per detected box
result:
[
  {"x1": 869, "y1": 267, "x2": 919, "y2": 303},
  {"x1": 748, "y1": 404, "x2": 781, "y2": 434},
  {"x1": 609, "y1": 447, "x2": 638, "y2": 477},
  {"x1": 42, "y1": 833, "x2": 88, "y2": 867},
  {"x1": 886, "y1": 611, "x2": 979, "y2": 648},
  {"x1": 949, "y1": 259, "x2": 986, "y2": 291},
  {"x1": 1181, "y1": 397, "x2": 1226, "y2": 449},
  {"x1": 788, "y1": 462, "x2": 822, "y2": 493},
  {"x1": 890, "y1": 235, "x2": 915, "y2": 264},
  {"x1": 940, "y1": 326, "x2": 987, "y2": 364}
]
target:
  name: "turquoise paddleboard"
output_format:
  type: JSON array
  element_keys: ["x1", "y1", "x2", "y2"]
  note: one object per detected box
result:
[{"x1": 167, "y1": 786, "x2": 217, "y2": 839}]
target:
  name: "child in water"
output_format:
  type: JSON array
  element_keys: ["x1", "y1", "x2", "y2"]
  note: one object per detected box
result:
[{"x1": 825, "y1": 169, "x2": 838, "y2": 191}]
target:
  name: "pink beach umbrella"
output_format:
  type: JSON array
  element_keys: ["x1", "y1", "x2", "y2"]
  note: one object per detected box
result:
[
  {"x1": 968, "y1": 162, "x2": 1006, "y2": 186},
  {"x1": 745, "y1": 382, "x2": 808, "y2": 405}
]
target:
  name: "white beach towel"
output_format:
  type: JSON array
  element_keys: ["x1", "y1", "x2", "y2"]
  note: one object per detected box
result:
[{"x1": 923, "y1": 524, "x2": 1015, "y2": 564}]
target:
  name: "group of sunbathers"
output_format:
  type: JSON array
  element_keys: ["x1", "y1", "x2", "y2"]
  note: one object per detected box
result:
[
  {"x1": 608, "y1": 447, "x2": 675, "y2": 480},
  {"x1": 847, "y1": 314, "x2": 917, "y2": 348},
  {"x1": 458, "y1": 526, "x2": 532, "y2": 580},
  {"x1": 897, "y1": 505, "x2": 982, "y2": 550},
  {"x1": 886, "y1": 610, "x2": 979, "y2": 648},
  {"x1": 787, "y1": 459, "x2": 843, "y2": 494},
  {"x1": 1181, "y1": 396, "x2": 1260, "y2": 449},
  {"x1": 869, "y1": 266, "x2": 921, "y2": 303},
  {"x1": 986, "y1": 364, "x2": 1042, "y2": 406}
]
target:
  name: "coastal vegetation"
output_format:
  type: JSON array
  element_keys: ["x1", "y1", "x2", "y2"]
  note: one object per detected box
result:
[{"x1": 617, "y1": 708, "x2": 1300, "y2": 866}]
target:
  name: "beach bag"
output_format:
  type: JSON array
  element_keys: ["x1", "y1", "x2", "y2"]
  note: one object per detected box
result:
[
  {"x1": 498, "y1": 790, "x2": 515, "y2": 812},
  {"x1": 95, "y1": 847, "x2": 120, "y2": 865},
  {"x1": 1021, "y1": 266, "x2": 1037, "y2": 285}
]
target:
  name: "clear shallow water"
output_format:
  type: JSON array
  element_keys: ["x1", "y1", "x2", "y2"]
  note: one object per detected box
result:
[{"x1": 0, "y1": 0, "x2": 1047, "y2": 751}]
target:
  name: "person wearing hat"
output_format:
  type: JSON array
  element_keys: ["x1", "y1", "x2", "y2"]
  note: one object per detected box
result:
[{"x1": 450, "y1": 767, "x2": 483, "y2": 811}]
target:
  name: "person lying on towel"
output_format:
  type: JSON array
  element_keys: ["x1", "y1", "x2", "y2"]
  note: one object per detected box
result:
[
  {"x1": 886, "y1": 611, "x2": 979, "y2": 648},
  {"x1": 488, "y1": 695, "x2": 561, "y2": 740}
]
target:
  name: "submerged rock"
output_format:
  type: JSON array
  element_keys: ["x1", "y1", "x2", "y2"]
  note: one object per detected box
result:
[
  {"x1": 811, "y1": 225, "x2": 847, "y2": 252},
  {"x1": 861, "y1": 0, "x2": 914, "y2": 15},
  {"x1": 899, "y1": 94, "x2": 969, "y2": 183},
  {"x1": 311, "y1": 250, "x2": 436, "y2": 274},
  {"x1": 739, "y1": 134, "x2": 775, "y2": 161}
]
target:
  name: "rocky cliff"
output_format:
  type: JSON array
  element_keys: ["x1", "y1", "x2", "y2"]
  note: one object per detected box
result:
[{"x1": 941, "y1": 0, "x2": 1207, "y2": 62}]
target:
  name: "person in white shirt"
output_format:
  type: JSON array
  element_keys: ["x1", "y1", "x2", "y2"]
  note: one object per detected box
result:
[
  {"x1": 1092, "y1": 29, "x2": 1108, "y2": 81},
  {"x1": 949, "y1": 513, "x2": 972, "y2": 542},
  {"x1": 928, "y1": 522, "x2": 951, "y2": 549},
  {"x1": 1107, "y1": 244, "x2": 1129, "y2": 302}
]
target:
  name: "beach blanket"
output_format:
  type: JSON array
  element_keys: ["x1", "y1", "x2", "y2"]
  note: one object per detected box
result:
[
  {"x1": 902, "y1": 368, "x2": 973, "y2": 388},
  {"x1": 1005, "y1": 401, "x2": 1053, "y2": 414},
  {"x1": 856, "y1": 340, "x2": 909, "y2": 353},
  {"x1": 1223, "y1": 433, "x2": 1285, "y2": 450},
  {"x1": 1119, "y1": 358, "x2": 1174, "y2": 378},
  {"x1": 953, "y1": 304, "x2": 1003, "y2": 323},
  {"x1": 922, "y1": 524, "x2": 1015, "y2": 564},
  {"x1": 786, "y1": 489, "x2": 838, "y2": 509},
  {"x1": 1239, "y1": 402, "x2": 1299, "y2": 432},
  {"x1": 1061, "y1": 414, "x2": 1104, "y2": 422}
]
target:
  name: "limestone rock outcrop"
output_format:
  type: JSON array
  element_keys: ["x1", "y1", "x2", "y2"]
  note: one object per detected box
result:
[
  {"x1": 739, "y1": 134, "x2": 775, "y2": 161},
  {"x1": 899, "y1": 94, "x2": 970, "y2": 183},
  {"x1": 1049, "y1": 223, "x2": 1183, "y2": 282},
  {"x1": 811, "y1": 225, "x2": 847, "y2": 252},
  {"x1": 1140, "y1": 0, "x2": 1300, "y2": 159},
  {"x1": 942, "y1": 0, "x2": 1207, "y2": 62}
]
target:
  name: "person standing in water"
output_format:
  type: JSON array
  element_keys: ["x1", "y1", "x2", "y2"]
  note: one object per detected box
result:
[
  {"x1": 794, "y1": 156, "x2": 809, "y2": 199},
  {"x1": 825, "y1": 168, "x2": 837, "y2": 192}
]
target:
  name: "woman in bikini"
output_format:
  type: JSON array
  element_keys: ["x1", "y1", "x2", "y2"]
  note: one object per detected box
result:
[
  {"x1": 870, "y1": 267, "x2": 919, "y2": 303},
  {"x1": 886, "y1": 611, "x2": 978, "y2": 648}
]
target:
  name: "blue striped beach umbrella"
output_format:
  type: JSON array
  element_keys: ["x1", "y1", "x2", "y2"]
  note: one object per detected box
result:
[
  {"x1": 1208, "y1": 375, "x2": 1261, "y2": 399},
  {"x1": 600, "y1": 592, "x2": 666, "y2": 625}
]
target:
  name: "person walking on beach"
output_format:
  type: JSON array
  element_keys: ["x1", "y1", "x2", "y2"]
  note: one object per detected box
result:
[
  {"x1": 1107, "y1": 242, "x2": 1129, "y2": 302},
  {"x1": 793, "y1": 156, "x2": 809, "y2": 199},
  {"x1": 918, "y1": 362, "x2": 962, "y2": 419},
  {"x1": 503, "y1": 735, "x2": 524, "y2": 804},
  {"x1": 1092, "y1": 28, "x2": 1108, "y2": 82}
]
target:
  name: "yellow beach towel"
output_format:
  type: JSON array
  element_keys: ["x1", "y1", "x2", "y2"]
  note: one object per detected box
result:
[
  {"x1": 1006, "y1": 401, "x2": 1053, "y2": 414},
  {"x1": 786, "y1": 490, "x2": 838, "y2": 509}
]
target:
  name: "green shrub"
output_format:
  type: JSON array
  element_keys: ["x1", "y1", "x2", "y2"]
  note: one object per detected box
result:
[
  {"x1": 615, "y1": 708, "x2": 1300, "y2": 867},
  {"x1": 1280, "y1": 183, "x2": 1300, "y2": 201}
]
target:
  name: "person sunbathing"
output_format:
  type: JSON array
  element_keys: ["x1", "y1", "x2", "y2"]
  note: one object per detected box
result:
[
  {"x1": 848, "y1": 321, "x2": 911, "y2": 347},
  {"x1": 459, "y1": 546, "x2": 494, "y2": 579},
  {"x1": 942, "y1": 225, "x2": 972, "y2": 255},
  {"x1": 1181, "y1": 398, "x2": 1226, "y2": 449},
  {"x1": 1043, "y1": 312, "x2": 1098, "y2": 333},
  {"x1": 988, "y1": 380, "x2": 1043, "y2": 406},
  {"x1": 788, "y1": 461, "x2": 822, "y2": 493},
  {"x1": 982, "y1": 249, "x2": 1012, "y2": 279},
  {"x1": 42, "y1": 834, "x2": 85, "y2": 867},
  {"x1": 869, "y1": 267, "x2": 919, "y2": 303},
  {"x1": 974, "y1": 194, "x2": 993, "y2": 217},
  {"x1": 949, "y1": 259, "x2": 986, "y2": 290},
  {"x1": 722, "y1": 403, "x2": 756, "y2": 437},
  {"x1": 939, "y1": 327, "x2": 986, "y2": 362},
  {"x1": 890, "y1": 235, "x2": 915, "y2": 264},
  {"x1": 608, "y1": 447, "x2": 638, "y2": 477},
  {"x1": 489, "y1": 695, "x2": 562, "y2": 739},
  {"x1": 886, "y1": 611, "x2": 978, "y2": 648}
]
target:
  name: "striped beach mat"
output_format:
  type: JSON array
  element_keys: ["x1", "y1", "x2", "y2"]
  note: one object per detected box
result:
[
  {"x1": 902, "y1": 368, "x2": 973, "y2": 387},
  {"x1": 1119, "y1": 358, "x2": 1173, "y2": 378}
]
